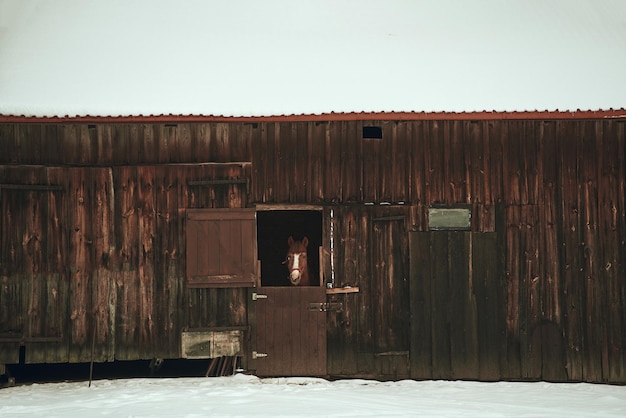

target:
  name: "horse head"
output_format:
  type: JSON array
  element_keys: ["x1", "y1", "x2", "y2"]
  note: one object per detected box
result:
[{"x1": 285, "y1": 236, "x2": 310, "y2": 286}]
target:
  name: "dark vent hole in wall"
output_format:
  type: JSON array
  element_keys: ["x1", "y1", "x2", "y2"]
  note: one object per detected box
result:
[{"x1": 362, "y1": 126, "x2": 382, "y2": 139}]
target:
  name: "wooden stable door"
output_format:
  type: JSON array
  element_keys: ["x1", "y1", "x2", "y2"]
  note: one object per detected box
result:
[
  {"x1": 409, "y1": 231, "x2": 500, "y2": 380},
  {"x1": 254, "y1": 287, "x2": 327, "y2": 376}
]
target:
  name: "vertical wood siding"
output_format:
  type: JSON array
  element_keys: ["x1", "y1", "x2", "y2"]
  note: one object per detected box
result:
[{"x1": 0, "y1": 119, "x2": 625, "y2": 383}]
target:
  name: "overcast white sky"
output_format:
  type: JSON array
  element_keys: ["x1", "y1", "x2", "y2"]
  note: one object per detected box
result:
[{"x1": 0, "y1": 0, "x2": 625, "y2": 117}]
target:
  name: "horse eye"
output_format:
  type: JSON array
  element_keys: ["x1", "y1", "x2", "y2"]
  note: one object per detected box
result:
[{"x1": 301, "y1": 253, "x2": 307, "y2": 258}]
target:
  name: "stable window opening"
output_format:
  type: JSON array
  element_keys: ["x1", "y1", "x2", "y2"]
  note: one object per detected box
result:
[{"x1": 257, "y1": 210, "x2": 322, "y2": 286}]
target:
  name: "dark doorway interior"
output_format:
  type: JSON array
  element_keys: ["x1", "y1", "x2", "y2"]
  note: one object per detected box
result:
[{"x1": 257, "y1": 210, "x2": 322, "y2": 286}]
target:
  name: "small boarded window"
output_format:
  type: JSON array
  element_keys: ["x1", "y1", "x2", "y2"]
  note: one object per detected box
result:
[
  {"x1": 428, "y1": 206, "x2": 471, "y2": 230},
  {"x1": 186, "y1": 208, "x2": 257, "y2": 288},
  {"x1": 362, "y1": 126, "x2": 383, "y2": 140}
]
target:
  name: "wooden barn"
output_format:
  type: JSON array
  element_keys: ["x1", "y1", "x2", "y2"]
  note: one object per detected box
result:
[
  {"x1": 1, "y1": 112, "x2": 625, "y2": 382},
  {"x1": 1, "y1": 1, "x2": 625, "y2": 383}
]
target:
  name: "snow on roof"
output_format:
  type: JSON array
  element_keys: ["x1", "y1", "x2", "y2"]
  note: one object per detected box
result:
[{"x1": 0, "y1": 0, "x2": 625, "y2": 118}]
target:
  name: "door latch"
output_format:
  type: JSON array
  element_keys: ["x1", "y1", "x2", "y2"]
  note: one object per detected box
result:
[
  {"x1": 308, "y1": 302, "x2": 342, "y2": 312},
  {"x1": 252, "y1": 292, "x2": 267, "y2": 301}
]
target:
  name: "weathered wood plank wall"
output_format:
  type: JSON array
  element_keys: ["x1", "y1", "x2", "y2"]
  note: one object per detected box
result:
[{"x1": 0, "y1": 119, "x2": 625, "y2": 382}]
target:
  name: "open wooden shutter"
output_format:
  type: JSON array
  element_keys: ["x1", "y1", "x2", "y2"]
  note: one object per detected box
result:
[{"x1": 186, "y1": 208, "x2": 257, "y2": 288}]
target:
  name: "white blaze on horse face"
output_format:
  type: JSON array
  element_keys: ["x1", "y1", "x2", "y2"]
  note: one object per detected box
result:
[{"x1": 290, "y1": 253, "x2": 301, "y2": 281}]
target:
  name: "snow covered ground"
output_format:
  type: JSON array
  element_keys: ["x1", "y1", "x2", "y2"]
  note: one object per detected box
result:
[{"x1": 1, "y1": 374, "x2": 625, "y2": 417}]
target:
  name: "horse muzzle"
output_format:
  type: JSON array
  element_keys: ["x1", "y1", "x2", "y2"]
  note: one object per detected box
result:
[{"x1": 290, "y1": 268, "x2": 302, "y2": 283}]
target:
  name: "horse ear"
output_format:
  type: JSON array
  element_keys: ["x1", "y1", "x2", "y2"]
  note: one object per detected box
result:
[
  {"x1": 288, "y1": 236, "x2": 294, "y2": 246},
  {"x1": 302, "y1": 236, "x2": 308, "y2": 247}
]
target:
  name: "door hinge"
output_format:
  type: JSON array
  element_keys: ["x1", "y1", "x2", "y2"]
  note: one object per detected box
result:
[
  {"x1": 252, "y1": 351, "x2": 268, "y2": 359},
  {"x1": 252, "y1": 292, "x2": 267, "y2": 301},
  {"x1": 308, "y1": 302, "x2": 342, "y2": 312}
]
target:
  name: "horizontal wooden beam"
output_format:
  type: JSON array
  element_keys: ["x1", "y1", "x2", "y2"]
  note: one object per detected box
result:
[
  {"x1": 187, "y1": 275, "x2": 256, "y2": 288},
  {"x1": 0, "y1": 184, "x2": 64, "y2": 191},
  {"x1": 255, "y1": 203, "x2": 324, "y2": 211},
  {"x1": 326, "y1": 286, "x2": 360, "y2": 295},
  {"x1": 0, "y1": 336, "x2": 64, "y2": 343},
  {"x1": 188, "y1": 178, "x2": 248, "y2": 186}
]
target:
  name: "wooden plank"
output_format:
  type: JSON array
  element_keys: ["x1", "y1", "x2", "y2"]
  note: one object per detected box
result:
[
  {"x1": 214, "y1": 123, "x2": 231, "y2": 162},
  {"x1": 503, "y1": 205, "x2": 522, "y2": 379},
  {"x1": 137, "y1": 166, "x2": 157, "y2": 358},
  {"x1": 603, "y1": 120, "x2": 626, "y2": 382},
  {"x1": 79, "y1": 124, "x2": 97, "y2": 165},
  {"x1": 166, "y1": 124, "x2": 181, "y2": 163},
  {"x1": 113, "y1": 166, "x2": 139, "y2": 360},
  {"x1": 217, "y1": 288, "x2": 248, "y2": 327},
  {"x1": 272, "y1": 123, "x2": 288, "y2": 202},
  {"x1": 503, "y1": 121, "x2": 521, "y2": 205},
  {"x1": 325, "y1": 287, "x2": 359, "y2": 295},
  {"x1": 0, "y1": 184, "x2": 64, "y2": 191},
  {"x1": 391, "y1": 122, "x2": 408, "y2": 202},
  {"x1": 289, "y1": 122, "x2": 306, "y2": 203},
  {"x1": 350, "y1": 207, "x2": 373, "y2": 374},
  {"x1": 96, "y1": 124, "x2": 114, "y2": 164},
  {"x1": 240, "y1": 216, "x2": 256, "y2": 280},
  {"x1": 187, "y1": 277, "x2": 255, "y2": 288},
  {"x1": 89, "y1": 168, "x2": 115, "y2": 362},
  {"x1": 427, "y1": 121, "x2": 444, "y2": 203},
  {"x1": 205, "y1": 221, "x2": 220, "y2": 275},
  {"x1": 15, "y1": 174, "x2": 51, "y2": 357},
  {"x1": 233, "y1": 123, "x2": 254, "y2": 164},
  {"x1": 467, "y1": 121, "x2": 483, "y2": 204},
  {"x1": 580, "y1": 121, "x2": 603, "y2": 382},
  {"x1": 43, "y1": 168, "x2": 71, "y2": 362},
  {"x1": 308, "y1": 122, "x2": 326, "y2": 202},
  {"x1": 0, "y1": 170, "x2": 29, "y2": 360},
  {"x1": 195, "y1": 123, "x2": 212, "y2": 163},
  {"x1": 449, "y1": 121, "x2": 466, "y2": 203},
  {"x1": 409, "y1": 232, "x2": 433, "y2": 379},
  {"x1": 257, "y1": 122, "x2": 272, "y2": 202},
  {"x1": 449, "y1": 231, "x2": 478, "y2": 379},
  {"x1": 325, "y1": 121, "x2": 342, "y2": 202},
  {"x1": 227, "y1": 219, "x2": 241, "y2": 273},
  {"x1": 188, "y1": 208, "x2": 255, "y2": 221},
  {"x1": 275, "y1": 122, "x2": 291, "y2": 203},
  {"x1": 558, "y1": 120, "x2": 584, "y2": 381},
  {"x1": 473, "y1": 232, "x2": 502, "y2": 381},
  {"x1": 342, "y1": 121, "x2": 361, "y2": 202},
  {"x1": 154, "y1": 166, "x2": 182, "y2": 358},
  {"x1": 0, "y1": 124, "x2": 16, "y2": 164},
  {"x1": 379, "y1": 121, "x2": 393, "y2": 202},
  {"x1": 66, "y1": 168, "x2": 95, "y2": 362},
  {"x1": 521, "y1": 204, "x2": 541, "y2": 379},
  {"x1": 409, "y1": 121, "x2": 425, "y2": 204},
  {"x1": 114, "y1": 125, "x2": 134, "y2": 164},
  {"x1": 0, "y1": 196, "x2": 27, "y2": 336},
  {"x1": 430, "y1": 232, "x2": 451, "y2": 379},
  {"x1": 42, "y1": 125, "x2": 61, "y2": 166}
]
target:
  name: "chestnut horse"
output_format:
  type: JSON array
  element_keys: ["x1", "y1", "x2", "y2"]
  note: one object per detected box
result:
[{"x1": 284, "y1": 236, "x2": 311, "y2": 286}]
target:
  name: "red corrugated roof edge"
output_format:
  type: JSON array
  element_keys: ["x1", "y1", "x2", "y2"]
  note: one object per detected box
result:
[{"x1": 1, "y1": 109, "x2": 626, "y2": 123}]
